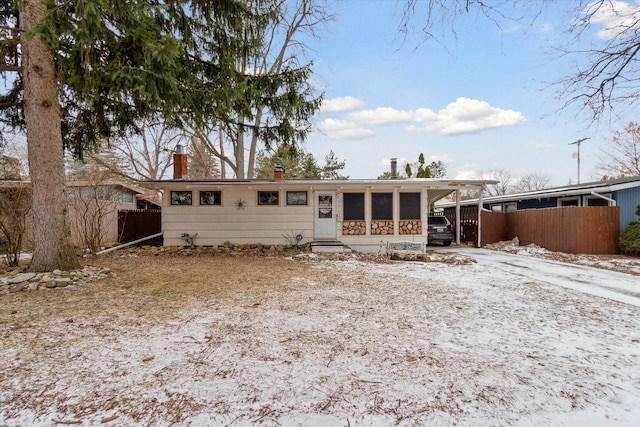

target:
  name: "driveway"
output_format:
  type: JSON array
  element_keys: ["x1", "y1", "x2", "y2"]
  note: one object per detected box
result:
[{"x1": 439, "y1": 246, "x2": 640, "y2": 307}]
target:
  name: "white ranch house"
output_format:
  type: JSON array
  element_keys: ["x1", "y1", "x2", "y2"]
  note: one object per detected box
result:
[{"x1": 143, "y1": 156, "x2": 492, "y2": 252}]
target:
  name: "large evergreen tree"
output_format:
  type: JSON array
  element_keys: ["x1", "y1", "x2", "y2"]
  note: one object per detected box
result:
[{"x1": 0, "y1": 0, "x2": 268, "y2": 270}]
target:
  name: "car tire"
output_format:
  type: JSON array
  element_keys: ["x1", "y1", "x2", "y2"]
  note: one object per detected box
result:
[{"x1": 443, "y1": 241, "x2": 452, "y2": 246}]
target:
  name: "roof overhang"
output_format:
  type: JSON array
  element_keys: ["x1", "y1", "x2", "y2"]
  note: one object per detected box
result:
[{"x1": 139, "y1": 178, "x2": 497, "y2": 203}]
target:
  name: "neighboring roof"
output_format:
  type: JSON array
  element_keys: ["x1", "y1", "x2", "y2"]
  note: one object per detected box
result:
[
  {"x1": 140, "y1": 178, "x2": 499, "y2": 204},
  {"x1": 66, "y1": 179, "x2": 147, "y2": 195},
  {"x1": 438, "y1": 175, "x2": 640, "y2": 207},
  {"x1": 0, "y1": 179, "x2": 147, "y2": 194}
]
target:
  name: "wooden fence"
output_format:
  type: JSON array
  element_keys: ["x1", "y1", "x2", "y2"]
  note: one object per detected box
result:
[
  {"x1": 118, "y1": 209, "x2": 163, "y2": 246},
  {"x1": 481, "y1": 206, "x2": 619, "y2": 254}
]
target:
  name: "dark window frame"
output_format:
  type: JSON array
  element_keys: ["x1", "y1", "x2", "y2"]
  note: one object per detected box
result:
[
  {"x1": 258, "y1": 191, "x2": 280, "y2": 206},
  {"x1": 171, "y1": 191, "x2": 192, "y2": 205},
  {"x1": 200, "y1": 191, "x2": 222, "y2": 206},
  {"x1": 286, "y1": 191, "x2": 308, "y2": 205}
]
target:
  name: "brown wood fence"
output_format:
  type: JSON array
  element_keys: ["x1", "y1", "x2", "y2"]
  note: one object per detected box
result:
[
  {"x1": 481, "y1": 206, "x2": 619, "y2": 254},
  {"x1": 444, "y1": 206, "x2": 480, "y2": 244},
  {"x1": 118, "y1": 209, "x2": 163, "y2": 246}
]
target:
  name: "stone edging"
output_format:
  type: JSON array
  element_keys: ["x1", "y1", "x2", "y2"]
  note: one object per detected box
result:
[{"x1": 0, "y1": 266, "x2": 111, "y2": 294}]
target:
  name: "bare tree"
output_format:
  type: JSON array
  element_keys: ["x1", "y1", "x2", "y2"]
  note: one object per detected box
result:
[
  {"x1": 596, "y1": 121, "x2": 640, "y2": 178},
  {"x1": 512, "y1": 172, "x2": 551, "y2": 193},
  {"x1": 106, "y1": 120, "x2": 184, "y2": 181},
  {"x1": 480, "y1": 169, "x2": 516, "y2": 196},
  {"x1": 0, "y1": 184, "x2": 31, "y2": 267},
  {"x1": 399, "y1": 1, "x2": 640, "y2": 123},
  {"x1": 67, "y1": 169, "x2": 119, "y2": 254},
  {"x1": 187, "y1": 135, "x2": 220, "y2": 180}
]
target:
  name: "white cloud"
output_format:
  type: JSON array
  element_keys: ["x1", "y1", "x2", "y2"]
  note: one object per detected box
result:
[
  {"x1": 454, "y1": 167, "x2": 481, "y2": 180},
  {"x1": 319, "y1": 118, "x2": 373, "y2": 139},
  {"x1": 320, "y1": 98, "x2": 525, "y2": 140},
  {"x1": 348, "y1": 107, "x2": 415, "y2": 124},
  {"x1": 408, "y1": 97, "x2": 526, "y2": 135},
  {"x1": 321, "y1": 96, "x2": 364, "y2": 113},
  {"x1": 531, "y1": 142, "x2": 555, "y2": 149},
  {"x1": 586, "y1": 0, "x2": 640, "y2": 40}
]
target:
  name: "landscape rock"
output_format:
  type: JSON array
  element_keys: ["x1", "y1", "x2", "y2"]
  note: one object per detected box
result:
[{"x1": 0, "y1": 265, "x2": 111, "y2": 294}]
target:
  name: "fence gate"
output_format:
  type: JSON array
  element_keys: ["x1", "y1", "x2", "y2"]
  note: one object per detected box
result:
[
  {"x1": 444, "y1": 206, "x2": 479, "y2": 245},
  {"x1": 118, "y1": 209, "x2": 162, "y2": 246}
]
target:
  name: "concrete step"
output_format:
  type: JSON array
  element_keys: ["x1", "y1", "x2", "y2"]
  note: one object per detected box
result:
[{"x1": 311, "y1": 241, "x2": 352, "y2": 254}]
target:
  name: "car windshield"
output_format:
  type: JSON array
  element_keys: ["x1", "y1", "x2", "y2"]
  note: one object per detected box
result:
[{"x1": 429, "y1": 217, "x2": 448, "y2": 225}]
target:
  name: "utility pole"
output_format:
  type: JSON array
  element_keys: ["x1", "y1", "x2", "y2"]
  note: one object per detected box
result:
[{"x1": 569, "y1": 137, "x2": 590, "y2": 184}]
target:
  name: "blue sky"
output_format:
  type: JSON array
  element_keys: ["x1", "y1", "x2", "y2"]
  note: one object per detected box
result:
[{"x1": 301, "y1": 0, "x2": 636, "y2": 186}]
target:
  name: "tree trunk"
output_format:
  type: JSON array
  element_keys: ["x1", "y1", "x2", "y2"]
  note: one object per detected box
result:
[
  {"x1": 234, "y1": 120, "x2": 245, "y2": 179},
  {"x1": 20, "y1": 0, "x2": 79, "y2": 271}
]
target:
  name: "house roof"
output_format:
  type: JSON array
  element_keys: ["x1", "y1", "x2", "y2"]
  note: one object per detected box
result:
[
  {"x1": 0, "y1": 179, "x2": 147, "y2": 194},
  {"x1": 66, "y1": 179, "x2": 147, "y2": 194},
  {"x1": 437, "y1": 175, "x2": 640, "y2": 207},
  {"x1": 140, "y1": 178, "x2": 498, "y2": 204}
]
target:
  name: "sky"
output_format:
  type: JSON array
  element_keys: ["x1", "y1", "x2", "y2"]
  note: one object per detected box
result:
[{"x1": 299, "y1": 0, "x2": 638, "y2": 186}]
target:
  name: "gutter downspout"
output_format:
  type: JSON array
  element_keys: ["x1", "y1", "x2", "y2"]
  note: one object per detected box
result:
[
  {"x1": 590, "y1": 191, "x2": 616, "y2": 206},
  {"x1": 96, "y1": 232, "x2": 164, "y2": 255}
]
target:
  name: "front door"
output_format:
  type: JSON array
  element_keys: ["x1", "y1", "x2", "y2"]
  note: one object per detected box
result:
[{"x1": 314, "y1": 191, "x2": 337, "y2": 240}]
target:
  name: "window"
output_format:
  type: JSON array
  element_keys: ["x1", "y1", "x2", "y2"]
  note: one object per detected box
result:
[
  {"x1": 504, "y1": 203, "x2": 517, "y2": 212},
  {"x1": 400, "y1": 193, "x2": 420, "y2": 220},
  {"x1": 65, "y1": 188, "x2": 79, "y2": 198},
  {"x1": 258, "y1": 191, "x2": 279, "y2": 206},
  {"x1": 558, "y1": 197, "x2": 579, "y2": 207},
  {"x1": 343, "y1": 193, "x2": 364, "y2": 220},
  {"x1": 585, "y1": 194, "x2": 612, "y2": 206},
  {"x1": 113, "y1": 188, "x2": 135, "y2": 203},
  {"x1": 81, "y1": 187, "x2": 96, "y2": 199},
  {"x1": 171, "y1": 191, "x2": 192, "y2": 205},
  {"x1": 200, "y1": 191, "x2": 222, "y2": 206},
  {"x1": 97, "y1": 186, "x2": 111, "y2": 200},
  {"x1": 287, "y1": 191, "x2": 307, "y2": 205},
  {"x1": 371, "y1": 193, "x2": 393, "y2": 220}
]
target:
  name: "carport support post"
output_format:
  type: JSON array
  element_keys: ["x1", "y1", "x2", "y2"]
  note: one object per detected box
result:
[
  {"x1": 477, "y1": 188, "x2": 484, "y2": 248},
  {"x1": 455, "y1": 190, "x2": 461, "y2": 245}
]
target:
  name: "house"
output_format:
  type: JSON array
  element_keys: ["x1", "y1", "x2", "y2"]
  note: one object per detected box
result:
[
  {"x1": 0, "y1": 178, "x2": 146, "y2": 250},
  {"x1": 65, "y1": 180, "x2": 149, "y2": 246},
  {"x1": 439, "y1": 175, "x2": 640, "y2": 232},
  {"x1": 141, "y1": 154, "x2": 495, "y2": 252}
]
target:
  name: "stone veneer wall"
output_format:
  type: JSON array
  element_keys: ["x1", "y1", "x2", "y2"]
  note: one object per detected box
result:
[
  {"x1": 343, "y1": 221, "x2": 366, "y2": 235},
  {"x1": 399, "y1": 220, "x2": 421, "y2": 235},
  {"x1": 371, "y1": 220, "x2": 394, "y2": 235}
]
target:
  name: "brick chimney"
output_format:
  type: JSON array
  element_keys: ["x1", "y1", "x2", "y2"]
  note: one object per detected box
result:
[
  {"x1": 173, "y1": 144, "x2": 188, "y2": 180},
  {"x1": 274, "y1": 165, "x2": 283, "y2": 179}
]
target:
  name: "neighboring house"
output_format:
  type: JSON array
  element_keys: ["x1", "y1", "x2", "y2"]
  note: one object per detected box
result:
[
  {"x1": 0, "y1": 179, "x2": 146, "y2": 250},
  {"x1": 438, "y1": 175, "x2": 640, "y2": 232},
  {"x1": 142, "y1": 154, "x2": 493, "y2": 252},
  {"x1": 65, "y1": 180, "x2": 148, "y2": 246}
]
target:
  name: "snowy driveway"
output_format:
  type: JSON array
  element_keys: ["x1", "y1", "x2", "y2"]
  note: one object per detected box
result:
[{"x1": 439, "y1": 246, "x2": 640, "y2": 307}]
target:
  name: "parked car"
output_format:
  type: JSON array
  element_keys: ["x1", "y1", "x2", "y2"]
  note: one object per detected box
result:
[{"x1": 427, "y1": 216, "x2": 454, "y2": 246}]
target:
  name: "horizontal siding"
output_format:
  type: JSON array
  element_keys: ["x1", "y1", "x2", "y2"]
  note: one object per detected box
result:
[
  {"x1": 615, "y1": 187, "x2": 640, "y2": 231},
  {"x1": 163, "y1": 203, "x2": 314, "y2": 246}
]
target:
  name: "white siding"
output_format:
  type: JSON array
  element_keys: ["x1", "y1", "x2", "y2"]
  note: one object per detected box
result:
[{"x1": 162, "y1": 187, "x2": 314, "y2": 246}]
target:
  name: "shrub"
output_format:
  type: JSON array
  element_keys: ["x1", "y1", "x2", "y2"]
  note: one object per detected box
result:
[{"x1": 619, "y1": 221, "x2": 640, "y2": 255}]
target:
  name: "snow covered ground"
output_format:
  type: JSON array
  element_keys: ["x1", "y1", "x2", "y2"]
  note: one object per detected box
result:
[{"x1": 1, "y1": 249, "x2": 639, "y2": 426}]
